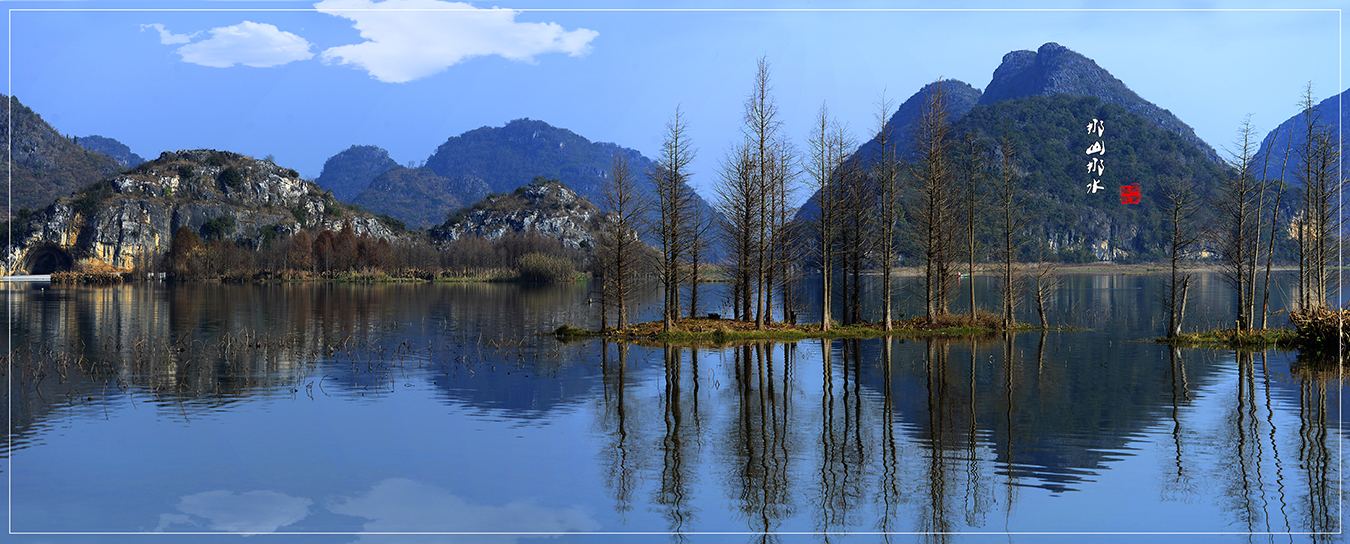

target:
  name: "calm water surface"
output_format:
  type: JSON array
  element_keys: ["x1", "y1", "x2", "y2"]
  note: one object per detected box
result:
[{"x1": 1, "y1": 273, "x2": 1342, "y2": 543}]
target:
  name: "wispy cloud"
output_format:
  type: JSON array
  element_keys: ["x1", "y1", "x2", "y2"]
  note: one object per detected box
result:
[
  {"x1": 139, "y1": 23, "x2": 194, "y2": 45},
  {"x1": 173, "y1": 21, "x2": 315, "y2": 68},
  {"x1": 328, "y1": 478, "x2": 599, "y2": 540},
  {"x1": 156, "y1": 490, "x2": 313, "y2": 534},
  {"x1": 315, "y1": 0, "x2": 599, "y2": 83}
]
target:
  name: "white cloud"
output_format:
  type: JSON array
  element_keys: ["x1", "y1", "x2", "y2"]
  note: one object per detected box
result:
[
  {"x1": 315, "y1": 0, "x2": 599, "y2": 83},
  {"x1": 140, "y1": 23, "x2": 194, "y2": 45},
  {"x1": 175, "y1": 21, "x2": 315, "y2": 68},
  {"x1": 156, "y1": 490, "x2": 313, "y2": 534},
  {"x1": 328, "y1": 478, "x2": 600, "y2": 541}
]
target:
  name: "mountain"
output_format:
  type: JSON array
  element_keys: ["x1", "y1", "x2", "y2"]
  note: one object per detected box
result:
[
  {"x1": 796, "y1": 79, "x2": 982, "y2": 220},
  {"x1": 351, "y1": 166, "x2": 478, "y2": 229},
  {"x1": 796, "y1": 42, "x2": 1237, "y2": 262},
  {"x1": 75, "y1": 135, "x2": 146, "y2": 169},
  {"x1": 422, "y1": 118, "x2": 654, "y2": 203},
  {"x1": 429, "y1": 178, "x2": 602, "y2": 251},
  {"x1": 348, "y1": 118, "x2": 722, "y2": 257},
  {"x1": 1, "y1": 95, "x2": 124, "y2": 217},
  {"x1": 315, "y1": 145, "x2": 400, "y2": 202},
  {"x1": 952, "y1": 94, "x2": 1231, "y2": 260},
  {"x1": 2, "y1": 149, "x2": 404, "y2": 274},
  {"x1": 1254, "y1": 87, "x2": 1347, "y2": 182},
  {"x1": 977, "y1": 42, "x2": 1222, "y2": 164}
]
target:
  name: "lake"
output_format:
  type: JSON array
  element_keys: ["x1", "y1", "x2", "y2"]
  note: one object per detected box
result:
[{"x1": 1, "y1": 272, "x2": 1342, "y2": 543}]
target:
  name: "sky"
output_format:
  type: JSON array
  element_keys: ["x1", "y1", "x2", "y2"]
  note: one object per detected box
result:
[{"x1": 3, "y1": 1, "x2": 1343, "y2": 202}]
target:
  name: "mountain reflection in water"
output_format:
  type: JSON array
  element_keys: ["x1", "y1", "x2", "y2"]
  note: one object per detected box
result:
[{"x1": 1, "y1": 274, "x2": 1341, "y2": 542}]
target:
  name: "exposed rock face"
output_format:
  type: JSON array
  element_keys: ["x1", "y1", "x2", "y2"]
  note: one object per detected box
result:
[
  {"x1": 4, "y1": 149, "x2": 402, "y2": 274},
  {"x1": 978, "y1": 42, "x2": 1222, "y2": 163},
  {"x1": 429, "y1": 181, "x2": 600, "y2": 250}
]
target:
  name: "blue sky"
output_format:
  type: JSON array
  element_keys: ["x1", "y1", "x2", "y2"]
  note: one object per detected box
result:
[{"x1": 4, "y1": 1, "x2": 1343, "y2": 200}]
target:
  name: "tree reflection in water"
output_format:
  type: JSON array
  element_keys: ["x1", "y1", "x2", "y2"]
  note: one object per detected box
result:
[{"x1": 6, "y1": 281, "x2": 1344, "y2": 539}]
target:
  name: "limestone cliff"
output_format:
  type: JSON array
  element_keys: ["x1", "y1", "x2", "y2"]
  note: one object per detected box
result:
[
  {"x1": 429, "y1": 180, "x2": 601, "y2": 251},
  {"x1": 5, "y1": 149, "x2": 403, "y2": 274}
]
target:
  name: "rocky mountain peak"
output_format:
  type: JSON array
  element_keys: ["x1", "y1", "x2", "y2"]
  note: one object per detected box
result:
[
  {"x1": 430, "y1": 179, "x2": 601, "y2": 250},
  {"x1": 978, "y1": 42, "x2": 1220, "y2": 163}
]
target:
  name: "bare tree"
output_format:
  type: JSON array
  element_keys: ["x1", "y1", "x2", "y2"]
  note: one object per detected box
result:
[
  {"x1": 805, "y1": 104, "x2": 855, "y2": 332},
  {"x1": 908, "y1": 79, "x2": 958, "y2": 323},
  {"x1": 767, "y1": 140, "x2": 801, "y2": 325},
  {"x1": 837, "y1": 157, "x2": 873, "y2": 325},
  {"x1": 599, "y1": 154, "x2": 646, "y2": 330},
  {"x1": 1292, "y1": 84, "x2": 1341, "y2": 309},
  {"x1": 1291, "y1": 83, "x2": 1343, "y2": 310},
  {"x1": 648, "y1": 106, "x2": 698, "y2": 332},
  {"x1": 1214, "y1": 116, "x2": 1261, "y2": 332},
  {"x1": 715, "y1": 143, "x2": 757, "y2": 322},
  {"x1": 1029, "y1": 246, "x2": 1060, "y2": 329},
  {"x1": 685, "y1": 201, "x2": 712, "y2": 319},
  {"x1": 958, "y1": 132, "x2": 987, "y2": 317},
  {"x1": 992, "y1": 137, "x2": 1027, "y2": 329},
  {"x1": 1259, "y1": 127, "x2": 1292, "y2": 329},
  {"x1": 871, "y1": 93, "x2": 902, "y2": 330},
  {"x1": 744, "y1": 56, "x2": 787, "y2": 330},
  {"x1": 1160, "y1": 175, "x2": 1203, "y2": 338}
]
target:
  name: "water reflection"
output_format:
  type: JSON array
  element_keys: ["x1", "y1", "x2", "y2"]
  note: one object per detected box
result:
[
  {"x1": 156, "y1": 489, "x2": 312, "y2": 534},
  {"x1": 3, "y1": 278, "x2": 1343, "y2": 540}
]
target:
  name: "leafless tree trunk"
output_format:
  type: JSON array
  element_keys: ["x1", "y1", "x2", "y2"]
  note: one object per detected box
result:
[
  {"x1": 805, "y1": 104, "x2": 855, "y2": 332},
  {"x1": 648, "y1": 106, "x2": 697, "y2": 332},
  {"x1": 744, "y1": 58, "x2": 782, "y2": 329},
  {"x1": 1161, "y1": 175, "x2": 1203, "y2": 338},
  {"x1": 599, "y1": 155, "x2": 646, "y2": 330},
  {"x1": 1260, "y1": 129, "x2": 1293, "y2": 330},
  {"x1": 1030, "y1": 245, "x2": 1059, "y2": 329},
  {"x1": 686, "y1": 202, "x2": 711, "y2": 319},
  {"x1": 909, "y1": 79, "x2": 957, "y2": 323},
  {"x1": 838, "y1": 158, "x2": 872, "y2": 325},
  {"x1": 872, "y1": 93, "x2": 901, "y2": 330},
  {"x1": 715, "y1": 142, "x2": 758, "y2": 324},
  {"x1": 1214, "y1": 116, "x2": 1261, "y2": 332},
  {"x1": 992, "y1": 137, "x2": 1027, "y2": 329},
  {"x1": 958, "y1": 132, "x2": 987, "y2": 317}
]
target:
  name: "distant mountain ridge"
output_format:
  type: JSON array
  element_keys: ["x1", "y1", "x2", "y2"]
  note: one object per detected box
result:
[
  {"x1": 422, "y1": 118, "x2": 657, "y2": 203},
  {"x1": 1255, "y1": 87, "x2": 1347, "y2": 182},
  {"x1": 315, "y1": 145, "x2": 400, "y2": 202},
  {"x1": 322, "y1": 118, "x2": 722, "y2": 254},
  {"x1": 1, "y1": 94, "x2": 124, "y2": 217},
  {"x1": 352, "y1": 166, "x2": 477, "y2": 229},
  {"x1": 75, "y1": 135, "x2": 145, "y2": 169}
]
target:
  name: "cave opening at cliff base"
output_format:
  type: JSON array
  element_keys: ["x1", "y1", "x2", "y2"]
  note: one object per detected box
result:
[{"x1": 23, "y1": 245, "x2": 74, "y2": 275}]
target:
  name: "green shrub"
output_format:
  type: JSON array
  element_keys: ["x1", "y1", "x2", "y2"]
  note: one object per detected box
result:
[
  {"x1": 376, "y1": 214, "x2": 406, "y2": 232},
  {"x1": 517, "y1": 252, "x2": 575, "y2": 283},
  {"x1": 219, "y1": 167, "x2": 244, "y2": 191},
  {"x1": 200, "y1": 215, "x2": 236, "y2": 240},
  {"x1": 1057, "y1": 246, "x2": 1098, "y2": 263}
]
